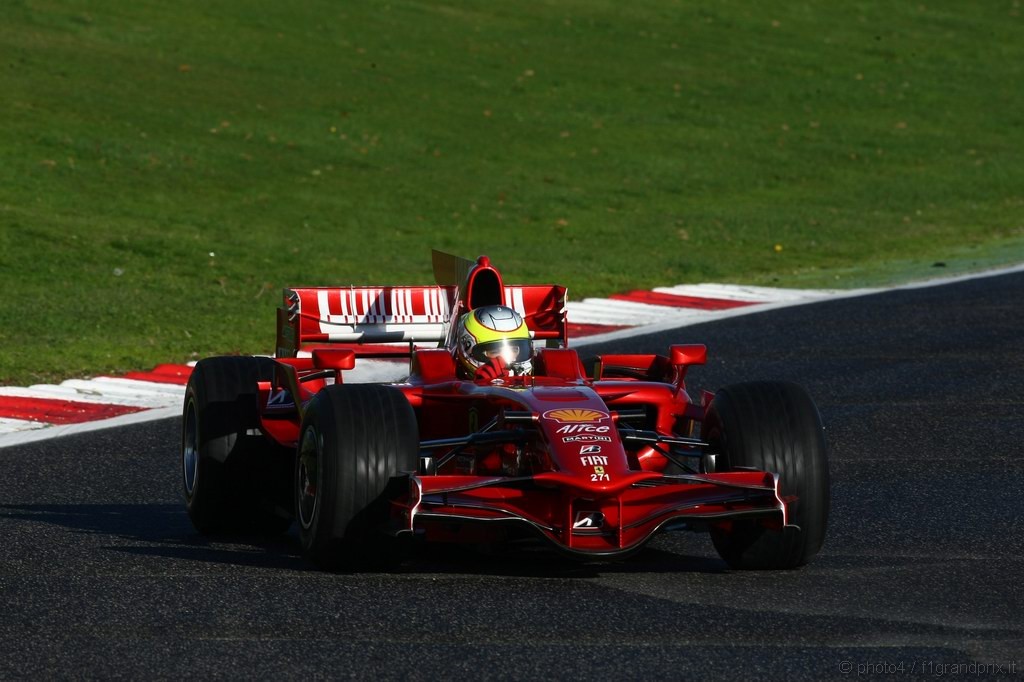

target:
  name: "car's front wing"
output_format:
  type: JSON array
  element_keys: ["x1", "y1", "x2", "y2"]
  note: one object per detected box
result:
[{"x1": 392, "y1": 471, "x2": 791, "y2": 557}]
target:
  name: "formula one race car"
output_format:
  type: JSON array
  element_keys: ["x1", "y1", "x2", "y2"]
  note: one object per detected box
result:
[{"x1": 181, "y1": 252, "x2": 829, "y2": 570}]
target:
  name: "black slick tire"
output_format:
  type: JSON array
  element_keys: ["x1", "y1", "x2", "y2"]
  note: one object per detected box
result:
[
  {"x1": 704, "y1": 381, "x2": 829, "y2": 570},
  {"x1": 181, "y1": 356, "x2": 291, "y2": 535},
  {"x1": 295, "y1": 384, "x2": 419, "y2": 570}
]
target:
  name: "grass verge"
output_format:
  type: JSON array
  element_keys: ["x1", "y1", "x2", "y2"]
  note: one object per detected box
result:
[{"x1": 1, "y1": 0, "x2": 1022, "y2": 384}]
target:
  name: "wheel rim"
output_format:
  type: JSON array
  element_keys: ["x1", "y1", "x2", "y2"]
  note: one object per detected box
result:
[
  {"x1": 297, "y1": 425, "x2": 321, "y2": 531},
  {"x1": 182, "y1": 398, "x2": 199, "y2": 497}
]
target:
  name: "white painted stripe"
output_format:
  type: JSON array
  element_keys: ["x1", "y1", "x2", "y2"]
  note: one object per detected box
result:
[
  {"x1": 423, "y1": 289, "x2": 434, "y2": 318},
  {"x1": 568, "y1": 300, "x2": 712, "y2": 326},
  {"x1": 437, "y1": 288, "x2": 448, "y2": 316},
  {"x1": 37, "y1": 384, "x2": 178, "y2": 407},
  {"x1": 579, "y1": 298, "x2": 705, "y2": 316},
  {"x1": 88, "y1": 377, "x2": 187, "y2": 396},
  {"x1": 0, "y1": 418, "x2": 47, "y2": 434},
  {"x1": 0, "y1": 406, "x2": 182, "y2": 449},
  {"x1": 563, "y1": 305, "x2": 632, "y2": 325},
  {"x1": 653, "y1": 283, "x2": 844, "y2": 303},
  {"x1": 0, "y1": 386, "x2": 177, "y2": 408},
  {"x1": 392, "y1": 288, "x2": 406, "y2": 322},
  {"x1": 60, "y1": 379, "x2": 183, "y2": 400},
  {"x1": 432, "y1": 288, "x2": 442, "y2": 318},
  {"x1": 323, "y1": 324, "x2": 446, "y2": 342},
  {"x1": 512, "y1": 287, "x2": 526, "y2": 316},
  {"x1": 317, "y1": 290, "x2": 330, "y2": 327}
]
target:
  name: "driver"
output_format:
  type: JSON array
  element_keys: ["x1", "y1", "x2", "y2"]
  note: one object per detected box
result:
[{"x1": 454, "y1": 305, "x2": 534, "y2": 381}]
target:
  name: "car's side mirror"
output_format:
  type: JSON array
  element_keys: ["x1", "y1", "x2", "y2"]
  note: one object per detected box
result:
[
  {"x1": 312, "y1": 349, "x2": 356, "y2": 371},
  {"x1": 670, "y1": 344, "x2": 707, "y2": 367}
]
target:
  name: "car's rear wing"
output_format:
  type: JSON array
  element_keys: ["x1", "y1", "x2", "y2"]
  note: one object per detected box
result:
[{"x1": 276, "y1": 284, "x2": 568, "y2": 358}]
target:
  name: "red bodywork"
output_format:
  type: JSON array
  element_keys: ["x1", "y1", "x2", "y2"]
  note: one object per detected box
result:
[{"x1": 259, "y1": 254, "x2": 790, "y2": 557}]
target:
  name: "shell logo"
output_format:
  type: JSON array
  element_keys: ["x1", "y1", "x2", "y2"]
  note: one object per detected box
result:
[{"x1": 543, "y1": 408, "x2": 609, "y2": 423}]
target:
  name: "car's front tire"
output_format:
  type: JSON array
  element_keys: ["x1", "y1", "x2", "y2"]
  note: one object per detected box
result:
[
  {"x1": 704, "y1": 381, "x2": 830, "y2": 570},
  {"x1": 295, "y1": 384, "x2": 419, "y2": 570},
  {"x1": 182, "y1": 356, "x2": 291, "y2": 535}
]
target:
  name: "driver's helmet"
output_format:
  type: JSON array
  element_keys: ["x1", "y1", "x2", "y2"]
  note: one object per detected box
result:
[{"x1": 456, "y1": 305, "x2": 534, "y2": 377}]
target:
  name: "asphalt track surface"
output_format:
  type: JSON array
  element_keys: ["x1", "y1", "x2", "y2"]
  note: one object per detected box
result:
[{"x1": 2, "y1": 272, "x2": 1022, "y2": 679}]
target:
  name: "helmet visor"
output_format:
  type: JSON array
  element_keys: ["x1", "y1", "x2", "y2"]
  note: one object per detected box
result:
[{"x1": 471, "y1": 338, "x2": 533, "y2": 366}]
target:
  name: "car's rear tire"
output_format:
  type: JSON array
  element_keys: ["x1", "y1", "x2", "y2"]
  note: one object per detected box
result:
[
  {"x1": 704, "y1": 381, "x2": 829, "y2": 570},
  {"x1": 295, "y1": 384, "x2": 419, "y2": 570},
  {"x1": 182, "y1": 356, "x2": 292, "y2": 535}
]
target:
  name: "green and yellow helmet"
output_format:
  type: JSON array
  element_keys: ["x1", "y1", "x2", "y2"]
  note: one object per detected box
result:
[{"x1": 455, "y1": 305, "x2": 534, "y2": 376}]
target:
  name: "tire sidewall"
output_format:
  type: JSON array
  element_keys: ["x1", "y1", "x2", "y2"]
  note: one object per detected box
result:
[
  {"x1": 181, "y1": 365, "x2": 227, "y2": 530},
  {"x1": 295, "y1": 395, "x2": 339, "y2": 553}
]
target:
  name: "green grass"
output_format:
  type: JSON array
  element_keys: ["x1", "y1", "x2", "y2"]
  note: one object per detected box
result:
[{"x1": 1, "y1": 0, "x2": 1022, "y2": 384}]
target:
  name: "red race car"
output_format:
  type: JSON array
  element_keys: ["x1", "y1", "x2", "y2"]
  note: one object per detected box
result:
[{"x1": 181, "y1": 252, "x2": 829, "y2": 570}]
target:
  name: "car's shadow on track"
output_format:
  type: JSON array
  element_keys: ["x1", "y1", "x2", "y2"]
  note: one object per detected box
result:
[
  {"x1": 403, "y1": 542, "x2": 731, "y2": 578},
  {"x1": 0, "y1": 502, "x2": 729, "y2": 577},
  {"x1": 0, "y1": 503, "x2": 307, "y2": 571}
]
